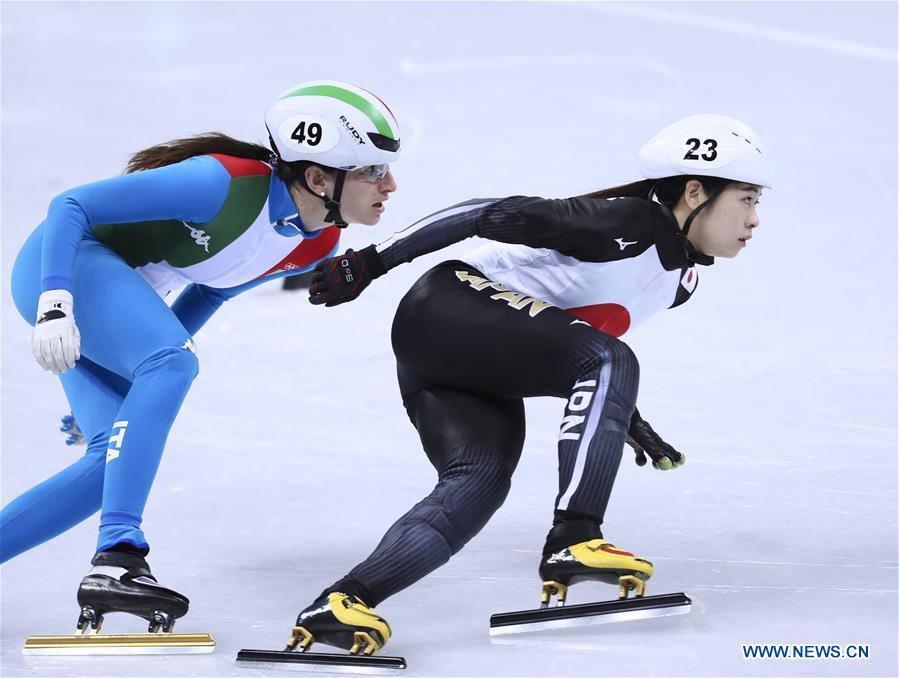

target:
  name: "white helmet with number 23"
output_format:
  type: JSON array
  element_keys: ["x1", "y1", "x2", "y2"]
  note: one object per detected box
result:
[{"x1": 638, "y1": 113, "x2": 773, "y2": 188}]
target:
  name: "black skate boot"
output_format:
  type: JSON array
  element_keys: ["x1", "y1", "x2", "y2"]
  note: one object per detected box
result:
[
  {"x1": 76, "y1": 549, "x2": 189, "y2": 634},
  {"x1": 23, "y1": 549, "x2": 213, "y2": 655},
  {"x1": 286, "y1": 592, "x2": 391, "y2": 656}
]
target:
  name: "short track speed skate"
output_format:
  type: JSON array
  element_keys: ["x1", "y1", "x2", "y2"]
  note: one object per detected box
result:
[
  {"x1": 490, "y1": 538, "x2": 691, "y2": 635},
  {"x1": 237, "y1": 591, "x2": 405, "y2": 672},
  {"x1": 24, "y1": 550, "x2": 214, "y2": 655}
]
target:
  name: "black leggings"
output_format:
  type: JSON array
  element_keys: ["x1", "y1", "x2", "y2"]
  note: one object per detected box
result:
[{"x1": 329, "y1": 261, "x2": 640, "y2": 607}]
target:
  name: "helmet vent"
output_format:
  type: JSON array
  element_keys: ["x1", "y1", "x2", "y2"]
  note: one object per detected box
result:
[
  {"x1": 367, "y1": 132, "x2": 400, "y2": 152},
  {"x1": 732, "y1": 130, "x2": 762, "y2": 154}
]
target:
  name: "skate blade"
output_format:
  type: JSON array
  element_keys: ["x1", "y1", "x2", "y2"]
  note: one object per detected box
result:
[
  {"x1": 489, "y1": 592, "x2": 691, "y2": 636},
  {"x1": 236, "y1": 648, "x2": 406, "y2": 673},
  {"x1": 23, "y1": 633, "x2": 215, "y2": 655}
]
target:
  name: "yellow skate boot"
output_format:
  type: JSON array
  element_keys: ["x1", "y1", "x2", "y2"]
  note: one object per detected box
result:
[
  {"x1": 286, "y1": 592, "x2": 391, "y2": 656},
  {"x1": 539, "y1": 539, "x2": 654, "y2": 607}
]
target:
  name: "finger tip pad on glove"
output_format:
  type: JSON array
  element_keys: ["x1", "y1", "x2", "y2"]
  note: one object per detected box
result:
[{"x1": 652, "y1": 454, "x2": 685, "y2": 471}]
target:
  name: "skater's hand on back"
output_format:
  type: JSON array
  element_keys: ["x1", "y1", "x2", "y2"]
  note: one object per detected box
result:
[
  {"x1": 308, "y1": 246, "x2": 387, "y2": 307},
  {"x1": 626, "y1": 409, "x2": 685, "y2": 471},
  {"x1": 32, "y1": 289, "x2": 81, "y2": 374}
]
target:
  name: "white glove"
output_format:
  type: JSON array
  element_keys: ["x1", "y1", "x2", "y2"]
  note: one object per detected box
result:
[{"x1": 32, "y1": 289, "x2": 81, "y2": 374}]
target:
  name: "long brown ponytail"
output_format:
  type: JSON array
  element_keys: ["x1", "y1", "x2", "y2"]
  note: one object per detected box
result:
[
  {"x1": 577, "y1": 176, "x2": 730, "y2": 209},
  {"x1": 578, "y1": 179, "x2": 655, "y2": 201},
  {"x1": 125, "y1": 132, "x2": 272, "y2": 174}
]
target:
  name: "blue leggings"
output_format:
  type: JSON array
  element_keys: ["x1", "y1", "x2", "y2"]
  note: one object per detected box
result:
[{"x1": 1, "y1": 227, "x2": 199, "y2": 561}]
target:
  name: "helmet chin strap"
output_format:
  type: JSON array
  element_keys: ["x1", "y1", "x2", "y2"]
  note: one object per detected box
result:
[
  {"x1": 676, "y1": 183, "x2": 727, "y2": 266},
  {"x1": 319, "y1": 169, "x2": 349, "y2": 229},
  {"x1": 301, "y1": 169, "x2": 350, "y2": 229},
  {"x1": 269, "y1": 147, "x2": 351, "y2": 229}
]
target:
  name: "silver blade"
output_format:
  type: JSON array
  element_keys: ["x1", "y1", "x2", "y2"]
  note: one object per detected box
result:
[
  {"x1": 489, "y1": 592, "x2": 692, "y2": 636},
  {"x1": 489, "y1": 599, "x2": 691, "y2": 635},
  {"x1": 235, "y1": 660, "x2": 404, "y2": 675},
  {"x1": 236, "y1": 649, "x2": 406, "y2": 673}
]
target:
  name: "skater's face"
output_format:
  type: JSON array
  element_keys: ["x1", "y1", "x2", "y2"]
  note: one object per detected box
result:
[
  {"x1": 294, "y1": 164, "x2": 398, "y2": 228},
  {"x1": 684, "y1": 182, "x2": 761, "y2": 258},
  {"x1": 339, "y1": 166, "x2": 398, "y2": 226}
]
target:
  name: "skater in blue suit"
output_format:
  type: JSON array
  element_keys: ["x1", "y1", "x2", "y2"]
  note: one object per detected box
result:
[{"x1": 1, "y1": 80, "x2": 401, "y2": 633}]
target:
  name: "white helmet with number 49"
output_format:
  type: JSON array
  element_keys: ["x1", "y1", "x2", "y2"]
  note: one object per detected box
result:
[
  {"x1": 265, "y1": 80, "x2": 401, "y2": 170},
  {"x1": 638, "y1": 113, "x2": 773, "y2": 188}
]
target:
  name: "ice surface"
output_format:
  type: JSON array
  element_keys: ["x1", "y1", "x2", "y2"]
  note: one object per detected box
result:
[{"x1": 2, "y1": 2, "x2": 896, "y2": 677}]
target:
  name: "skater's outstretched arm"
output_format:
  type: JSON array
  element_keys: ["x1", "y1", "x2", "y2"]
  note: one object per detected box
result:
[
  {"x1": 380, "y1": 195, "x2": 661, "y2": 267},
  {"x1": 169, "y1": 284, "x2": 234, "y2": 336},
  {"x1": 309, "y1": 195, "x2": 664, "y2": 306},
  {"x1": 171, "y1": 254, "x2": 340, "y2": 335}
]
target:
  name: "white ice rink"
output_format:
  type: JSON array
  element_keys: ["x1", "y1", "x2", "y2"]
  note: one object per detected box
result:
[{"x1": 1, "y1": 2, "x2": 896, "y2": 677}]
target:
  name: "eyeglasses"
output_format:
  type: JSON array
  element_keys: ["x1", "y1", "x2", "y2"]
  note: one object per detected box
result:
[{"x1": 350, "y1": 164, "x2": 390, "y2": 183}]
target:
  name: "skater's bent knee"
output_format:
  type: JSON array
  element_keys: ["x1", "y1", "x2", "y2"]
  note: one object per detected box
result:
[
  {"x1": 132, "y1": 345, "x2": 199, "y2": 383},
  {"x1": 437, "y1": 461, "x2": 513, "y2": 550},
  {"x1": 85, "y1": 430, "x2": 111, "y2": 462},
  {"x1": 443, "y1": 457, "x2": 514, "y2": 499},
  {"x1": 608, "y1": 338, "x2": 638, "y2": 368},
  {"x1": 470, "y1": 461, "x2": 514, "y2": 503},
  {"x1": 577, "y1": 335, "x2": 640, "y2": 378}
]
